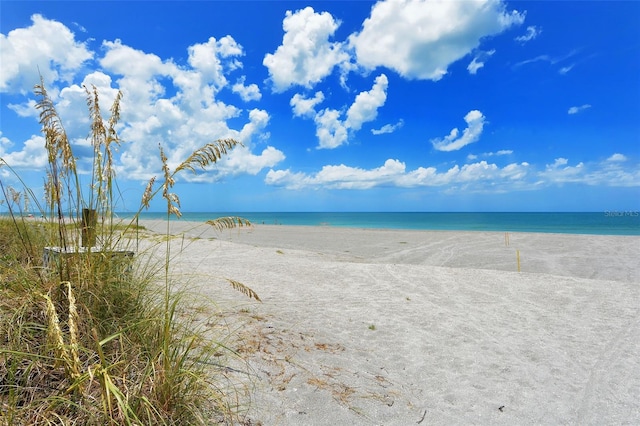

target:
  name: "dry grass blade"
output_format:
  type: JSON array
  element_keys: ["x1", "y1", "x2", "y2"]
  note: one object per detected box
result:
[
  {"x1": 108, "y1": 90, "x2": 123, "y2": 138},
  {"x1": 226, "y1": 279, "x2": 261, "y2": 302},
  {"x1": 85, "y1": 84, "x2": 107, "y2": 145},
  {"x1": 42, "y1": 293, "x2": 66, "y2": 365},
  {"x1": 65, "y1": 282, "x2": 82, "y2": 384},
  {"x1": 141, "y1": 176, "x2": 156, "y2": 209},
  {"x1": 36, "y1": 78, "x2": 76, "y2": 174},
  {"x1": 175, "y1": 139, "x2": 241, "y2": 174},
  {"x1": 42, "y1": 292, "x2": 81, "y2": 381},
  {"x1": 205, "y1": 216, "x2": 252, "y2": 232}
]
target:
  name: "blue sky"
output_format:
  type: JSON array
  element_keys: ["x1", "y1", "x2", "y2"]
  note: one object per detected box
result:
[{"x1": 1, "y1": 1, "x2": 639, "y2": 212}]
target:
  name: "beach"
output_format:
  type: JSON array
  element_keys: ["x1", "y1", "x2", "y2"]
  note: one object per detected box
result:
[{"x1": 138, "y1": 220, "x2": 640, "y2": 425}]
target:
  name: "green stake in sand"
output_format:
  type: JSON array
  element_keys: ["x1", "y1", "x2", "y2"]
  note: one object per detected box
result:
[{"x1": 516, "y1": 249, "x2": 521, "y2": 272}]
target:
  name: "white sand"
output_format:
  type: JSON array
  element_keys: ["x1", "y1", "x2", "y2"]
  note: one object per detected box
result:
[{"x1": 138, "y1": 220, "x2": 640, "y2": 425}]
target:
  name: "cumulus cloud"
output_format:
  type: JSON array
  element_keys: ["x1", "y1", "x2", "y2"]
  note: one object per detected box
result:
[
  {"x1": 0, "y1": 132, "x2": 48, "y2": 169},
  {"x1": 290, "y1": 74, "x2": 389, "y2": 149},
  {"x1": 290, "y1": 91, "x2": 325, "y2": 117},
  {"x1": 215, "y1": 145, "x2": 285, "y2": 178},
  {"x1": 266, "y1": 158, "x2": 406, "y2": 190},
  {"x1": 232, "y1": 77, "x2": 262, "y2": 101},
  {"x1": 1, "y1": 16, "x2": 279, "y2": 183},
  {"x1": 266, "y1": 158, "x2": 532, "y2": 191},
  {"x1": 263, "y1": 7, "x2": 349, "y2": 92},
  {"x1": 539, "y1": 157, "x2": 586, "y2": 184},
  {"x1": 371, "y1": 119, "x2": 404, "y2": 135},
  {"x1": 315, "y1": 109, "x2": 349, "y2": 149},
  {"x1": 95, "y1": 35, "x2": 282, "y2": 180},
  {"x1": 467, "y1": 49, "x2": 496, "y2": 75},
  {"x1": 537, "y1": 156, "x2": 640, "y2": 187},
  {"x1": 607, "y1": 153, "x2": 627, "y2": 162},
  {"x1": 188, "y1": 36, "x2": 243, "y2": 87},
  {"x1": 431, "y1": 110, "x2": 486, "y2": 152},
  {"x1": 515, "y1": 25, "x2": 541, "y2": 43},
  {"x1": 348, "y1": 0, "x2": 524, "y2": 81},
  {"x1": 0, "y1": 14, "x2": 93, "y2": 94},
  {"x1": 568, "y1": 104, "x2": 591, "y2": 115},
  {"x1": 266, "y1": 153, "x2": 640, "y2": 191},
  {"x1": 345, "y1": 74, "x2": 388, "y2": 131}
]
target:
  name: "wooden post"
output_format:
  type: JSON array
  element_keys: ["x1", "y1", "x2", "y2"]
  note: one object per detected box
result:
[{"x1": 81, "y1": 208, "x2": 97, "y2": 248}]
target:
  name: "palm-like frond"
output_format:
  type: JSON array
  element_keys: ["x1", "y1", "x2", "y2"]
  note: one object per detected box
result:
[
  {"x1": 205, "y1": 216, "x2": 252, "y2": 232},
  {"x1": 174, "y1": 139, "x2": 241, "y2": 174}
]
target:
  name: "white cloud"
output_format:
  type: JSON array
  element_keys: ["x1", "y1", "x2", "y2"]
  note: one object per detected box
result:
[
  {"x1": 345, "y1": 74, "x2": 388, "y2": 131},
  {"x1": 540, "y1": 157, "x2": 608, "y2": 185},
  {"x1": 467, "y1": 49, "x2": 496, "y2": 75},
  {"x1": 1, "y1": 16, "x2": 278, "y2": 182},
  {"x1": 315, "y1": 109, "x2": 349, "y2": 149},
  {"x1": 568, "y1": 104, "x2": 591, "y2": 115},
  {"x1": 267, "y1": 154, "x2": 640, "y2": 191},
  {"x1": 558, "y1": 65, "x2": 574, "y2": 75},
  {"x1": 0, "y1": 14, "x2": 93, "y2": 94},
  {"x1": 237, "y1": 109, "x2": 271, "y2": 144},
  {"x1": 513, "y1": 50, "x2": 579, "y2": 73},
  {"x1": 232, "y1": 77, "x2": 262, "y2": 101},
  {"x1": 53, "y1": 72, "x2": 122, "y2": 140},
  {"x1": 607, "y1": 153, "x2": 627, "y2": 162},
  {"x1": 538, "y1": 156, "x2": 640, "y2": 187},
  {"x1": 467, "y1": 149, "x2": 513, "y2": 160},
  {"x1": 431, "y1": 110, "x2": 486, "y2": 151},
  {"x1": 290, "y1": 91, "x2": 325, "y2": 117},
  {"x1": 515, "y1": 25, "x2": 541, "y2": 43},
  {"x1": 317, "y1": 159, "x2": 405, "y2": 189},
  {"x1": 266, "y1": 158, "x2": 532, "y2": 191},
  {"x1": 0, "y1": 133, "x2": 48, "y2": 169},
  {"x1": 266, "y1": 159, "x2": 406, "y2": 190},
  {"x1": 7, "y1": 99, "x2": 38, "y2": 118},
  {"x1": 100, "y1": 39, "x2": 174, "y2": 113},
  {"x1": 349, "y1": 0, "x2": 524, "y2": 81},
  {"x1": 187, "y1": 36, "x2": 243, "y2": 88},
  {"x1": 216, "y1": 145, "x2": 285, "y2": 178},
  {"x1": 371, "y1": 119, "x2": 404, "y2": 135},
  {"x1": 291, "y1": 75, "x2": 389, "y2": 149},
  {"x1": 263, "y1": 7, "x2": 349, "y2": 92}
]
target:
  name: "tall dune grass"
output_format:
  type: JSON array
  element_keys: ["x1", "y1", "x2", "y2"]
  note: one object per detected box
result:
[{"x1": 0, "y1": 79, "x2": 258, "y2": 425}]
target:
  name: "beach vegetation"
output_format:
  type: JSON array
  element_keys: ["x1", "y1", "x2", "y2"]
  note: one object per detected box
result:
[{"x1": 0, "y1": 80, "x2": 258, "y2": 424}]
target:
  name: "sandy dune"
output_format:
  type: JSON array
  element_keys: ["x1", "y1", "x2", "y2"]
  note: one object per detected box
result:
[{"x1": 138, "y1": 220, "x2": 640, "y2": 425}]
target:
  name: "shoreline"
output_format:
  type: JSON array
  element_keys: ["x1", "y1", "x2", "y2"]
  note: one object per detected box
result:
[{"x1": 129, "y1": 211, "x2": 640, "y2": 236}]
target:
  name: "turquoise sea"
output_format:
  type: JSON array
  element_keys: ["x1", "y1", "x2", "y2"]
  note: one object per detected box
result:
[{"x1": 128, "y1": 212, "x2": 640, "y2": 236}]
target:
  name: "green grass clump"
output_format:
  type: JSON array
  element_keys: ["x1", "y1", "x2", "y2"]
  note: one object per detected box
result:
[{"x1": 0, "y1": 80, "x2": 258, "y2": 425}]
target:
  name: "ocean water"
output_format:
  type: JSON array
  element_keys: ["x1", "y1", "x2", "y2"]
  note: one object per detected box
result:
[{"x1": 128, "y1": 212, "x2": 640, "y2": 236}]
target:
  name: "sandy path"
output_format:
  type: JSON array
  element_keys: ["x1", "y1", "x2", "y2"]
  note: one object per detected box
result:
[{"x1": 137, "y1": 220, "x2": 640, "y2": 425}]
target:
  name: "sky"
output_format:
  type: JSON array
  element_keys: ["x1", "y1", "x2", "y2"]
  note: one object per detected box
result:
[{"x1": 1, "y1": 0, "x2": 639, "y2": 213}]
